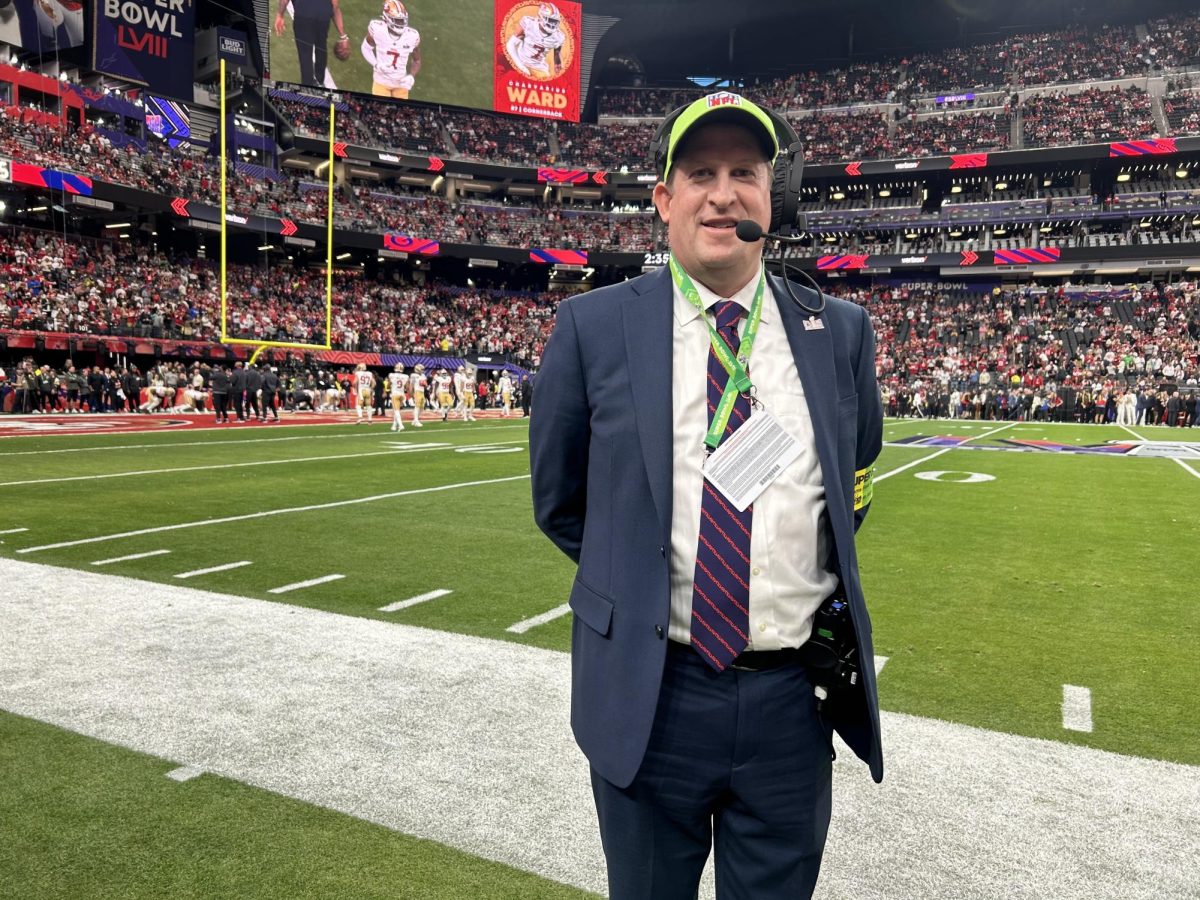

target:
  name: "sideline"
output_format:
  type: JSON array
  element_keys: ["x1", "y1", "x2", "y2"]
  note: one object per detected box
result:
[{"x1": 1, "y1": 558, "x2": 1195, "y2": 900}]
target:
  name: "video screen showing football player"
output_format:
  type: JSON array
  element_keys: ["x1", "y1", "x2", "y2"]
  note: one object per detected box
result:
[
  {"x1": 506, "y1": 2, "x2": 564, "y2": 79},
  {"x1": 362, "y1": 0, "x2": 421, "y2": 99}
]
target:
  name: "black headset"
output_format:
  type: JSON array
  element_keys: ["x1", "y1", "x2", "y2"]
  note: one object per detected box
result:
[{"x1": 647, "y1": 99, "x2": 806, "y2": 235}]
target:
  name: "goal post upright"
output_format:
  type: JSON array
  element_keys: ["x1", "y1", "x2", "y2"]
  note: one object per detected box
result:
[{"x1": 218, "y1": 63, "x2": 338, "y2": 363}]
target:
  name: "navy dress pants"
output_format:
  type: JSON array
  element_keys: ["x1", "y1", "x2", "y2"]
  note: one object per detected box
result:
[{"x1": 591, "y1": 642, "x2": 833, "y2": 900}]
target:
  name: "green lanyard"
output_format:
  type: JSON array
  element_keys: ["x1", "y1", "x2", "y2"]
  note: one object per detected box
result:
[{"x1": 669, "y1": 255, "x2": 765, "y2": 449}]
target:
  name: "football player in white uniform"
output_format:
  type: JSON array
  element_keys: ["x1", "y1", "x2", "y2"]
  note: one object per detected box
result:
[
  {"x1": 452, "y1": 365, "x2": 469, "y2": 421},
  {"x1": 497, "y1": 371, "x2": 514, "y2": 418},
  {"x1": 433, "y1": 368, "x2": 454, "y2": 422},
  {"x1": 388, "y1": 364, "x2": 407, "y2": 431},
  {"x1": 462, "y1": 367, "x2": 477, "y2": 421},
  {"x1": 506, "y1": 2, "x2": 564, "y2": 79},
  {"x1": 408, "y1": 363, "x2": 427, "y2": 427},
  {"x1": 354, "y1": 363, "x2": 376, "y2": 422},
  {"x1": 362, "y1": 0, "x2": 421, "y2": 99}
]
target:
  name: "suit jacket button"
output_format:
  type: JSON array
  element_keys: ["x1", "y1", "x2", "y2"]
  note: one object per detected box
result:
[
  {"x1": 659, "y1": 545, "x2": 666, "y2": 557},
  {"x1": 655, "y1": 625, "x2": 664, "y2": 639}
]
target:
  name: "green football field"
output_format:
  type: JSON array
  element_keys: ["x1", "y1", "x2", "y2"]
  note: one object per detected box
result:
[
  {"x1": 269, "y1": 0, "x2": 493, "y2": 110},
  {"x1": 1, "y1": 414, "x2": 1198, "y2": 896}
]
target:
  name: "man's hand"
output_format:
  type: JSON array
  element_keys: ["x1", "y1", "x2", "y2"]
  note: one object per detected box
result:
[
  {"x1": 273, "y1": 12, "x2": 286, "y2": 35},
  {"x1": 398, "y1": 73, "x2": 415, "y2": 90},
  {"x1": 334, "y1": 33, "x2": 351, "y2": 60}
]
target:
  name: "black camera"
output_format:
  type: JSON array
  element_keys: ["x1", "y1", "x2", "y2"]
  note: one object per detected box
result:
[{"x1": 805, "y1": 595, "x2": 861, "y2": 702}]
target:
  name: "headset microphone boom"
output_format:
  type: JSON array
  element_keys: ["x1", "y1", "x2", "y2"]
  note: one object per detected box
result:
[{"x1": 735, "y1": 219, "x2": 826, "y2": 316}]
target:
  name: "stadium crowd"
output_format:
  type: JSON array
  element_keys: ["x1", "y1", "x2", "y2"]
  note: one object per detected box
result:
[
  {"x1": 1020, "y1": 86, "x2": 1156, "y2": 147},
  {"x1": 2, "y1": 224, "x2": 1196, "y2": 423},
  {"x1": 859, "y1": 281, "x2": 1200, "y2": 423}
]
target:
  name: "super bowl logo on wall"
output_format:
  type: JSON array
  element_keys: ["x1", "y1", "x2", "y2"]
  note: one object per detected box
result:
[{"x1": 493, "y1": 0, "x2": 581, "y2": 122}]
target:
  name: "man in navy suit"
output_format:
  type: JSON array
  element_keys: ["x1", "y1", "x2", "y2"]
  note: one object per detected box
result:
[{"x1": 530, "y1": 92, "x2": 883, "y2": 899}]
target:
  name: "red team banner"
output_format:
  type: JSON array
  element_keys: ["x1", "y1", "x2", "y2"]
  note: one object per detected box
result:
[{"x1": 493, "y1": 0, "x2": 582, "y2": 122}]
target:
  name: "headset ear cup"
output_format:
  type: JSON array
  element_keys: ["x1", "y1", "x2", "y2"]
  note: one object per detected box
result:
[{"x1": 770, "y1": 157, "x2": 789, "y2": 234}]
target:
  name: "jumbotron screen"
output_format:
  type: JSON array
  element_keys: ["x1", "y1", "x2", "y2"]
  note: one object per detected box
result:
[{"x1": 267, "y1": 0, "x2": 582, "y2": 121}]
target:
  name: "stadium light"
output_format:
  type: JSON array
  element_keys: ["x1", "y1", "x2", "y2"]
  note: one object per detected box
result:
[
  {"x1": 878, "y1": 189, "x2": 891, "y2": 197},
  {"x1": 257, "y1": 245, "x2": 273, "y2": 251},
  {"x1": 1116, "y1": 173, "x2": 1131, "y2": 182},
  {"x1": 336, "y1": 252, "x2": 352, "y2": 260},
  {"x1": 1039, "y1": 225, "x2": 1052, "y2": 232},
  {"x1": 994, "y1": 227, "x2": 1007, "y2": 235},
  {"x1": 104, "y1": 222, "x2": 132, "y2": 229},
  {"x1": 26, "y1": 206, "x2": 46, "y2": 212},
  {"x1": 994, "y1": 181, "x2": 1008, "y2": 190},
  {"x1": 949, "y1": 229, "x2": 963, "y2": 237},
  {"x1": 831, "y1": 191, "x2": 845, "y2": 200},
  {"x1": 1176, "y1": 168, "x2": 1188, "y2": 178},
  {"x1": 1139, "y1": 220, "x2": 1152, "y2": 228},
  {"x1": 950, "y1": 185, "x2": 963, "y2": 194}
]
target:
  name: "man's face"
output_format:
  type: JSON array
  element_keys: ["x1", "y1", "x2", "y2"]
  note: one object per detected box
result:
[{"x1": 653, "y1": 122, "x2": 771, "y2": 296}]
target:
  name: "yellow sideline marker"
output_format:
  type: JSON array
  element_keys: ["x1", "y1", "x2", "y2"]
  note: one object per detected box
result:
[{"x1": 218, "y1": 58, "x2": 336, "y2": 365}]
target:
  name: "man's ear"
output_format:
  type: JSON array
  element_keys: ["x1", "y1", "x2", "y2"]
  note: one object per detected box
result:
[{"x1": 652, "y1": 180, "x2": 672, "y2": 225}]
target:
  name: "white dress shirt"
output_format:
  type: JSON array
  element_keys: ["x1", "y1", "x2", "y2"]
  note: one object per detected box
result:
[{"x1": 668, "y1": 265, "x2": 838, "y2": 650}]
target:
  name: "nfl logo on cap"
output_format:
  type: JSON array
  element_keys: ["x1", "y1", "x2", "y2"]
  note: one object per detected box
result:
[{"x1": 707, "y1": 92, "x2": 742, "y2": 107}]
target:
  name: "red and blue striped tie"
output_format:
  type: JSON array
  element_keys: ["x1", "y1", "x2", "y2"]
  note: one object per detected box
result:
[{"x1": 690, "y1": 300, "x2": 752, "y2": 672}]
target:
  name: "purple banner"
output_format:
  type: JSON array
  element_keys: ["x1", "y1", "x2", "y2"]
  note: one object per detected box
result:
[
  {"x1": 92, "y1": 0, "x2": 196, "y2": 101},
  {"x1": 935, "y1": 92, "x2": 976, "y2": 104}
]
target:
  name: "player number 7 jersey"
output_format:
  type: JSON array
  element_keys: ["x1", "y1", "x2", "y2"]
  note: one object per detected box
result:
[{"x1": 367, "y1": 19, "x2": 420, "y2": 87}]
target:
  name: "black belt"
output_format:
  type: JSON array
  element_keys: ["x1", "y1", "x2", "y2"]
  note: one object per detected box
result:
[{"x1": 667, "y1": 639, "x2": 825, "y2": 671}]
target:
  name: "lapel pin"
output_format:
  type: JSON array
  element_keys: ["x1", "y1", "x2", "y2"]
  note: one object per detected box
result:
[{"x1": 803, "y1": 316, "x2": 825, "y2": 331}]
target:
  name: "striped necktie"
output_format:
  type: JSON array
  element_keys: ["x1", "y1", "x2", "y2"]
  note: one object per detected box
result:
[{"x1": 689, "y1": 299, "x2": 753, "y2": 672}]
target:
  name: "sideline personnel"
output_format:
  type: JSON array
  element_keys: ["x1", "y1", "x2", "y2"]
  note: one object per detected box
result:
[{"x1": 529, "y1": 92, "x2": 883, "y2": 899}]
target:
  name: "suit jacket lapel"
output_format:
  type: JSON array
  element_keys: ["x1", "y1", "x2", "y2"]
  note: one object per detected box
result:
[
  {"x1": 623, "y1": 266, "x2": 673, "y2": 544},
  {"x1": 772, "y1": 274, "x2": 842, "y2": 504}
]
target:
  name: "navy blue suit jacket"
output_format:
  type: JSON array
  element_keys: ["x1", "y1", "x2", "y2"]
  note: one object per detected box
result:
[{"x1": 530, "y1": 265, "x2": 884, "y2": 787}]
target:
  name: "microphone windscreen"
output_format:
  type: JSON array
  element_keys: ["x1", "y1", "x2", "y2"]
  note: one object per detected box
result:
[{"x1": 735, "y1": 219, "x2": 764, "y2": 243}]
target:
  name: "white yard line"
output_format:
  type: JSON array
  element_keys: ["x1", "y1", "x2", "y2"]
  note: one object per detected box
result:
[
  {"x1": 0, "y1": 425, "x2": 529, "y2": 456},
  {"x1": 1116, "y1": 423, "x2": 1200, "y2": 478},
  {"x1": 17, "y1": 475, "x2": 531, "y2": 555},
  {"x1": 1173, "y1": 459, "x2": 1200, "y2": 480},
  {"x1": 874, "y1": 655, "x2": 889, "y2": 676},
  {"x1": 267, "y1": 574, "x2": 345, "y2": 595},
  {"x1": 0, "y1": 527, "x2": 29, "y2": 535},
  {"x1": 165, "y1": 766, "x2": 204, "y2": 782},
  {"x1": 875, "y1": 421, "x2": 1017, "y2": 483},
  {"x1": 506, "y1": 603, "x2": 572, "y2": 634},
  {"x1": 1062, "y1": 685, "x2": 1094, "y2": 733},
  {"x1": 0, "y1": 441, "x2": 528, "y2": 488},
  {"x1": 378, "y1": 589, "x2": 453, "y2": 613},
  {"x1": 91, "y1": 549, "x2": 172, "y2": 566},
  {"x1": 174, "y1": 561, "x2": 253, "y2": 580}
]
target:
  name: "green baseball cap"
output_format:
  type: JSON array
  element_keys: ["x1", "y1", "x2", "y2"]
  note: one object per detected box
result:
[{"x1": 662, "y1": 92, "x2": 779, "y2": 181}]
